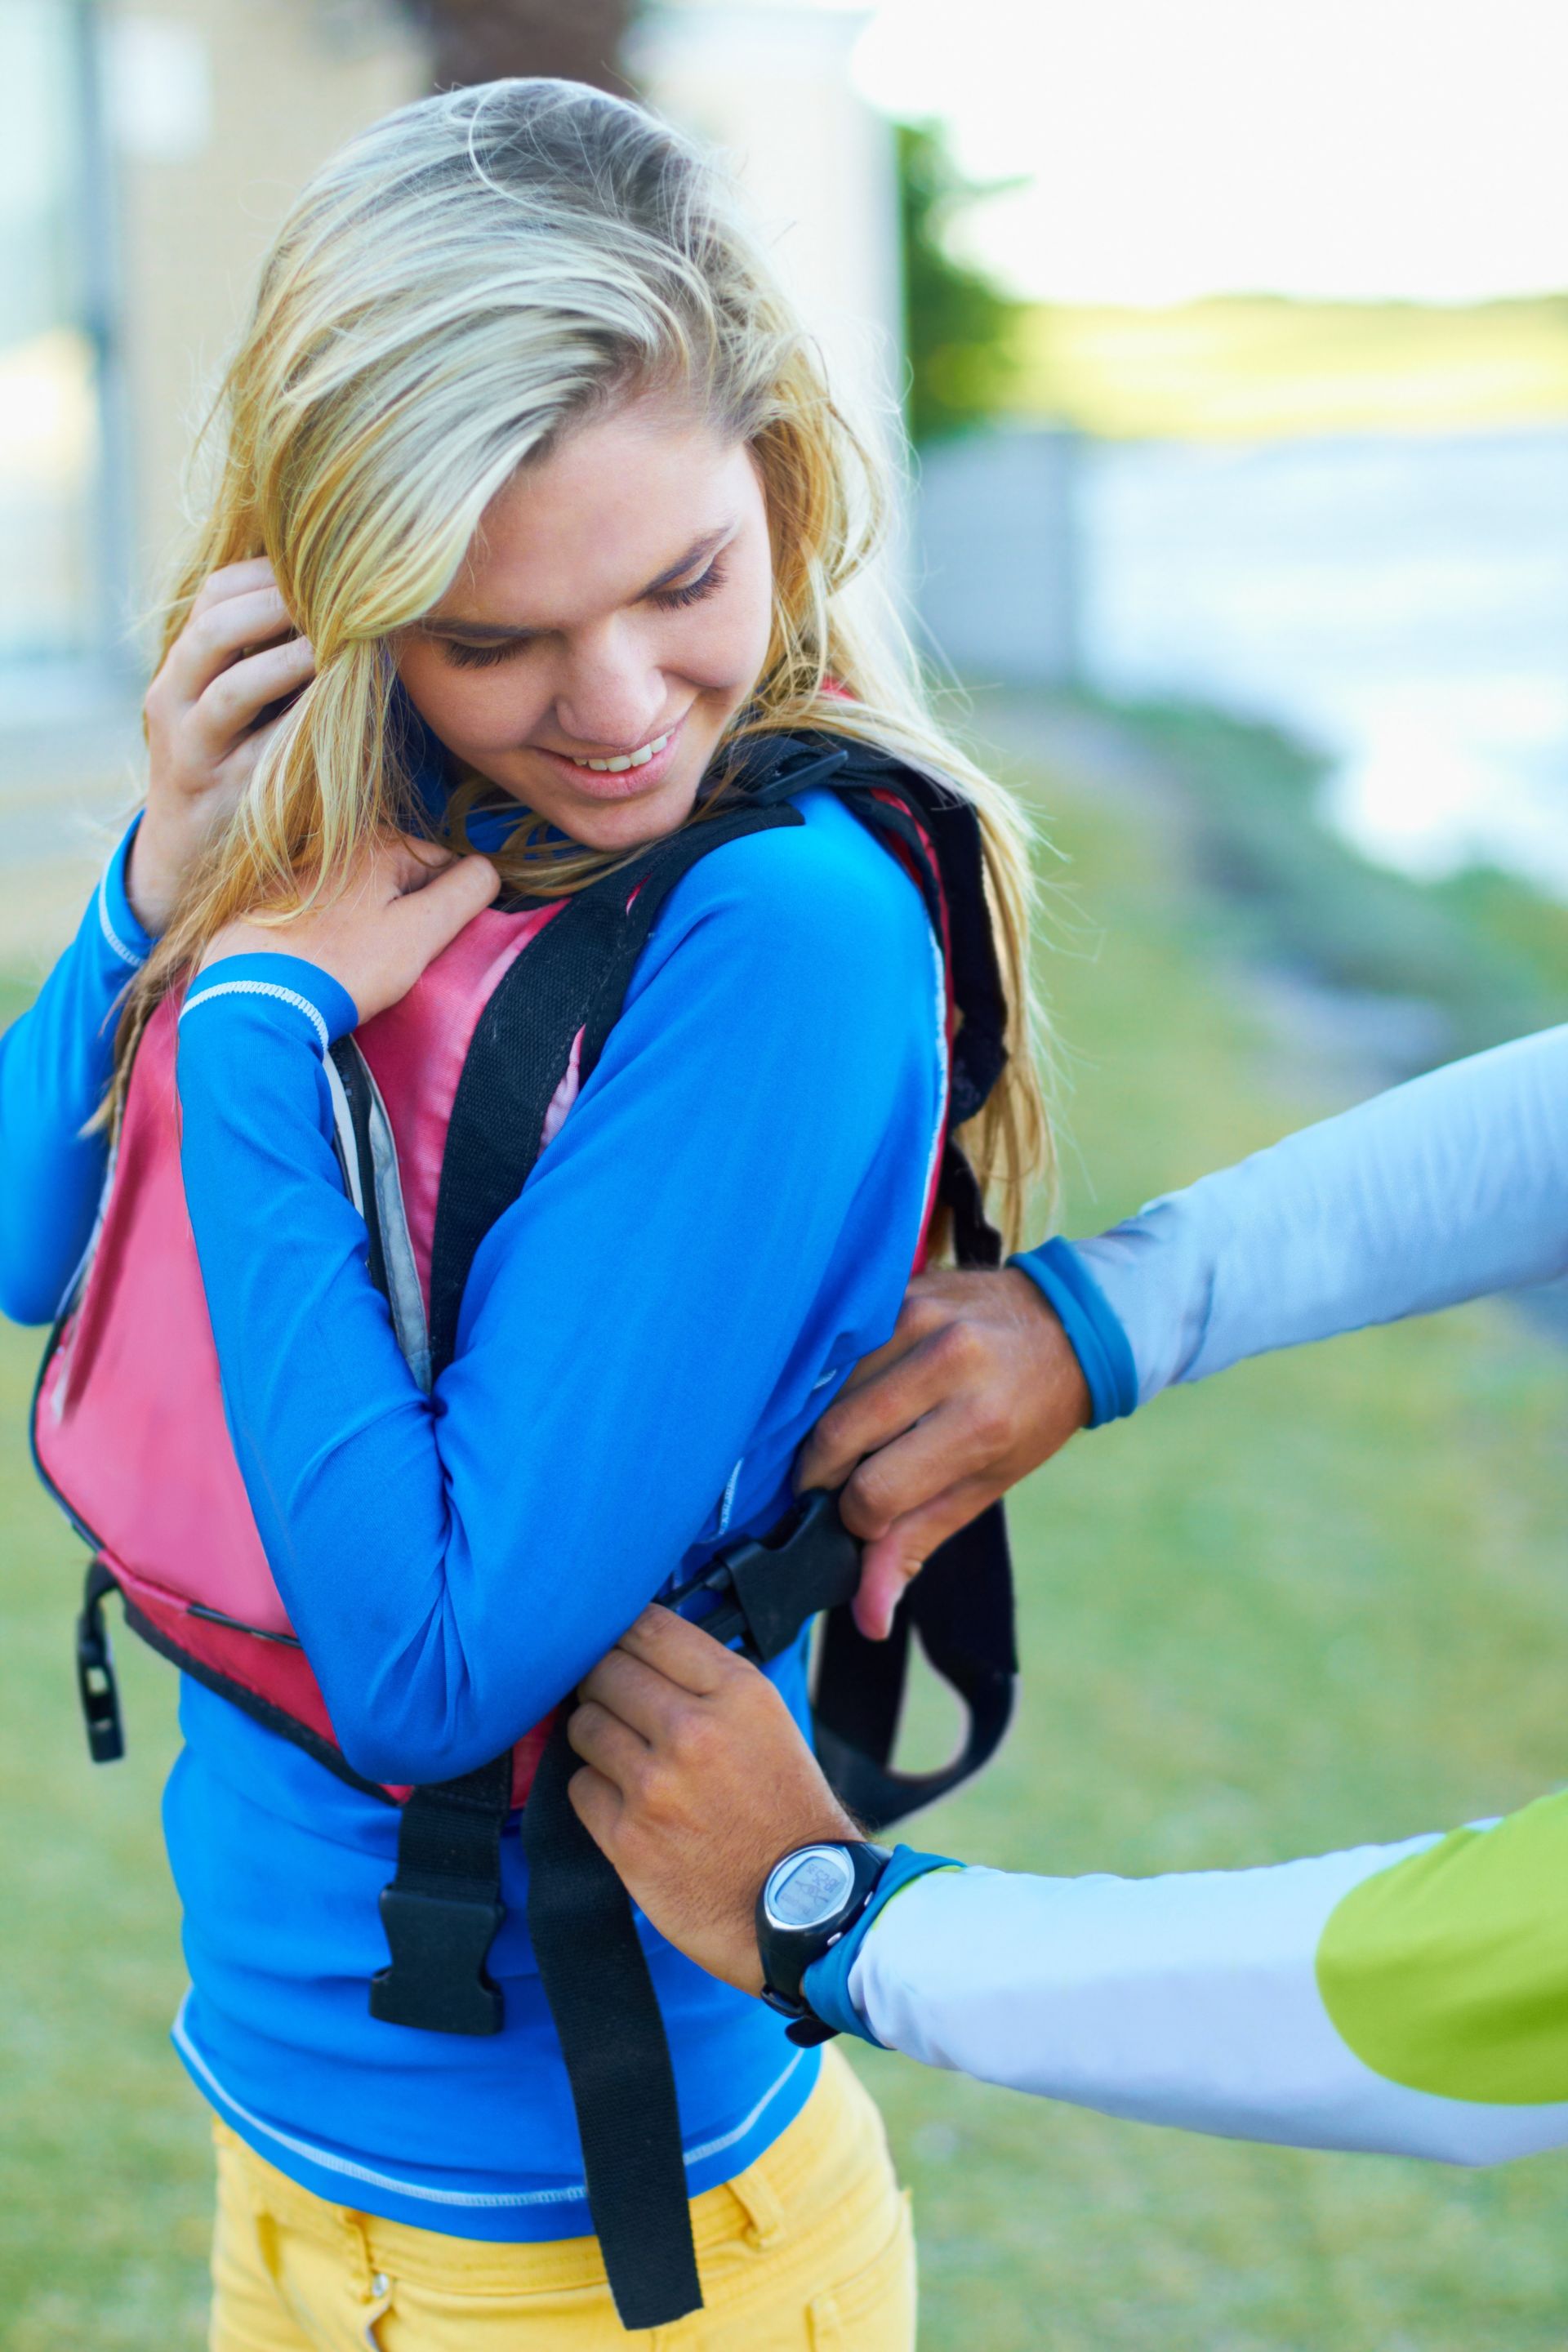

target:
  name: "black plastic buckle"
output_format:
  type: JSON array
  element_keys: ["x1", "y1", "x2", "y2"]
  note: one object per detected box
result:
[
  {"x1": 666, "y1": 1490, "x2": 861, "y2": 1664},
  {"x1": 370, "y1": 1885, "x2": 505, "y2": 2037},
  {"x1": 75, "y1": 1570, "x2": 124, "y2": 1765}
]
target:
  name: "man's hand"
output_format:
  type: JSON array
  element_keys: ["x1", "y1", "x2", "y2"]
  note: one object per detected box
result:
[
  {"x1": 798, "y1": 1267, "x2": 1092, "y2": 1640},
  {"x1": 567, "y1": 1606, "x2": 857, "y2": 1995}
]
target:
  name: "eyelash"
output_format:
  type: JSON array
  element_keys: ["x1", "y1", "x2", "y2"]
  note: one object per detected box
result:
[
  {"x1": 650, "y1": 557, "x2": 726, "y2": 611},
  {"x1": 439, "y1": 559, "x2": 725, "y2": 670},
  {"x1": 442, "y1": 639, "x2": 519, "y2": 670}
]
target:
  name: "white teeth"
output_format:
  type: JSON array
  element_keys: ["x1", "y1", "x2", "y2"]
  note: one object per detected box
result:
[{"x1": 581, "y1": 731, "x2": 670, "y2": 773}]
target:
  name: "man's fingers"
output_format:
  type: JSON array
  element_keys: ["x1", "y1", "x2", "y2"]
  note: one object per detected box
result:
[
  {"x1": 850, "y1": 1475, "x2": 1004, "y2": 1640},
  {"x1": 577, "y1": 1645, "x2": 705, "y2": 1744},
  {"x1": 565, "y1": 1698, "x2": 648, "y2": 1790},
  {"x1": 565, "y1": 1762, "x2": 623, "y2": 1854},
  {"x1": 851, "y1": 1541, "x2": 916, "y2": 1642},
  {"x1": 833, "y1": 1396, "x2": 996, "y2": 1542},
  {"x1": 610, "y1": 1603, "x2": 741, "y2": 1696},
  {"x1": 796, "y1": 1339, "x2": 956, "y2": 1501}
]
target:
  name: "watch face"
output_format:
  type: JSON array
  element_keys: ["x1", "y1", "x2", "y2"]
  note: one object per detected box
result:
[{"x1": 764, "y1": 1845, "x2": 858, "y2": 1931}]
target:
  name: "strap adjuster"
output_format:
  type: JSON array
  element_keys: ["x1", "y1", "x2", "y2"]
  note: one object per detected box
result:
[
  {"x1": 75, "y1": 1561, "x2": 124, "y2": 1765},
  {"x1": 668, "y1": 1490, "x2": 860, "y2": 1663},
  {"x1": 370, "y1": 1882, "x2": 504, "y2": 2037}
]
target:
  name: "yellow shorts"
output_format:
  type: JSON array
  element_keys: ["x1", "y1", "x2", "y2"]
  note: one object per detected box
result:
[{"x1": 208, "y1": 2044, "x2": 914, "y2": 2350}]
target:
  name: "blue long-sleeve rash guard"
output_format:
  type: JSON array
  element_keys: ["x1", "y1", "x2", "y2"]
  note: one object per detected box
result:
[
  {"x1": 1, "y1": 788, "x2": 944, "y2": 2234},
  {"x1": 0, "y1": 825, "x2": 151, "y2": 1324}
]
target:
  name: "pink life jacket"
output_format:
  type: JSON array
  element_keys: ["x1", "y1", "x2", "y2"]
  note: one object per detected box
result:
[
  {"x1": 34, "y1": 731, "x2": 1013, "y2": 1815},
  {"x1": 29, "y1": 734, "x2": 1017, "y2": 2327}
]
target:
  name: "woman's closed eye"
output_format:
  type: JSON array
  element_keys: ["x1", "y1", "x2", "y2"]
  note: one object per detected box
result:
[
  {"x1": 440, "y1": 635, "x2": 528, "y2": 671},
  {"x1": 648, "y1": 557, "x2": 725, "y2": 612},
  {"x1": 436, "y1": 559, "x2": 725, "y2": 670}
]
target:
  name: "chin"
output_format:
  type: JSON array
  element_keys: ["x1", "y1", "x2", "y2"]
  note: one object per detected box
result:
[{"x1": 570, "y1": 787, "x2": 701, "y2": 853}]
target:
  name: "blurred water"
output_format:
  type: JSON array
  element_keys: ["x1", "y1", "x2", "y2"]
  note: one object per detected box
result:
[{"x1": 1080, "y1": 425, "x2": 1568, "y2": 896}]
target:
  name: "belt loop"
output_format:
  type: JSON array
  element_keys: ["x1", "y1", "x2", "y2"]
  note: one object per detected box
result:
[
  {"x1": 726, "y1": 2162, "x2": 786, "y2": 2252},
  {"x1": 340, "y1": 2209, "x2": 377, "y2": 2304}
]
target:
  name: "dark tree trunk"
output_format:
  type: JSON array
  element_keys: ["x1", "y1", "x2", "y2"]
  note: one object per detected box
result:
[{"x1": 408, "y1": 0, "x2": 635, "y2": 96}]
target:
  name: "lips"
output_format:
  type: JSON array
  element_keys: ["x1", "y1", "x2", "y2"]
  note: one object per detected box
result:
[{"x1": 533, "y1": 714, "x2": 688, "y2": 800}]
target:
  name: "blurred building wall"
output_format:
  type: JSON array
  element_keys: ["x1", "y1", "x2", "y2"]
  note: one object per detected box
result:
[
  {"x1": 104, "y1": 0, "x2": 428, "y2": 647},
  {"x1": 635, "y1": 1, "x2": 907, "y2": 599},
  {"x1": 915, "y1": 425, "x2": 1081, "y2": 686}
]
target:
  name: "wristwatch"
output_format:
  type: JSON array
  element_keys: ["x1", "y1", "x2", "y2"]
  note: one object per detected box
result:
[{"x1": 755, "y1": 1840, "x2": 891, "y2": 2039}]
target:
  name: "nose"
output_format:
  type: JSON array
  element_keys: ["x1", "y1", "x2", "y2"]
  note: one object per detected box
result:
[{"x1": 552, "y1": 619, "x2": 666, "y2": 755}]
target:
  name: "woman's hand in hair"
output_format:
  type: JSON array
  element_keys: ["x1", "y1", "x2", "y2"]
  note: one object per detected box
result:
[
  {"x1": 798, "y1": 1268, "x2": 1091, "y2": 1640},
  {"x1": 134, "y1": 559, "x2": 318, "y2": 933},
  {"x1": 201, "y1": 835, "x2": 500, "y2": 1026}
]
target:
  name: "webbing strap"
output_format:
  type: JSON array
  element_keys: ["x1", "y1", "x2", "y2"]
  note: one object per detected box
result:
[
  {"x1": 523, "y1": 1717, "x2": 703, "y2": 2331},
  {"x1": 357, "y1": 742, "x2": 1013, "y2": 2326},
  {"x1": 427, "y1": 803, "x2": 800, "y2": 1379},
  {"x1": 374, "y1": 804, "x2": 796, "y2": 2329},
  {"x1": 811, "y1": 1499, "x2": 1015, "y2": 1829}
]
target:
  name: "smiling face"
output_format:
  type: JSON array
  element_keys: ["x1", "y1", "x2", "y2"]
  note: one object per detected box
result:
[{"x1": 396, "y1": 397, "x2": 776, "y2": 853}]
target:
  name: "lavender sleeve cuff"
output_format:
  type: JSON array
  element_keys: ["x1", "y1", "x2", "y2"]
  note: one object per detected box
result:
[{"x1": 1010, "y1": 1237, "x2": 1139, "y2": 1427}]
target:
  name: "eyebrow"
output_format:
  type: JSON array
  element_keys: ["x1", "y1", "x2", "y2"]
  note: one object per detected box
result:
[{"x1": 424, "y1": 526, "x2": 733, "y2": 644}]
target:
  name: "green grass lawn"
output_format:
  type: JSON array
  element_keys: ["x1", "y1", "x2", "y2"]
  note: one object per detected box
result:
[{"x1": 3, "y1": 755, "x2": 1568, "y2": 2346}]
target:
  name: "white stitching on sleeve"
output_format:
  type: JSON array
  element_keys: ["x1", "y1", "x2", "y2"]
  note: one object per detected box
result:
[
  {"x1": 179, "y1": 979, "x2": 331, "y2": 1054},
  {"x1": 97, "y1": 873, "x2": 144, "y2": 969}
]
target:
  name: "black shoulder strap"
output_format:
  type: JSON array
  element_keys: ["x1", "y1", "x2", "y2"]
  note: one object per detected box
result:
[
  {"x1": 367, "y1": 747, "x2": 1015, "y2": 2318},
  {"x1": 372, "y1": 795, "x2": 797, "y2": 2333},
  {"x1": 425, "y1": 800, "x2": 800, "y2": 1380},
  {"x1": 723, "y1": 731, "x2": 1019, "y2": 1830}
]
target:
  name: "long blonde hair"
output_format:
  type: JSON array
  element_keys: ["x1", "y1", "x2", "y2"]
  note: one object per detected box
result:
[{"x1": 122, "y1": 78, "x2": 1052, "y2": 1241}]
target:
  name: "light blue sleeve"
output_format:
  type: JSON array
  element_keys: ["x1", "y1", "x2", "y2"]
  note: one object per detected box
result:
[
  {"x1": 840, "y1": 1823, "x2": 1568, "y2": 2163},
  {"x1": 1065, "y1": 1027, "x2": 1568, "y2": 1405},
  {"x1": 0, "y1": 822, "x2": 154, "y2": 1325},
  {"x1": 174, "y1": 800, "x2": 942, "y2": 1787}
]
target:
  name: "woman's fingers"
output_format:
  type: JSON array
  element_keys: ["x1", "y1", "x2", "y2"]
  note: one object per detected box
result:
[
  {"x1": 191, "y1": 632, "x2": 316, "y2": 760},
  {"x1": 189, "y1": 556, "x2": 279, "y2": 613},
  {"x1": 158, "y1": 581, "x2": 296, "y2": 713},
  {"x1": 385, "y1": 849, "x2": 500, "y2": 966}
]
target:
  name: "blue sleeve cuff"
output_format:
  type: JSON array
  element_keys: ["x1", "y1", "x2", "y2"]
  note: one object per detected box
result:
[
  {"x1": 801, "y1": 1845, "x2": 962, "y2": 2044},
  {"x1": 180, "y1": 954, "x2": 359, "y2": 1054},
  {"x1": 1010, "y1": 1236, "x2": 1139, "y2": 1427},
  {"x1": 96, "y1": 817, "x2": 156, "y2": 972}
]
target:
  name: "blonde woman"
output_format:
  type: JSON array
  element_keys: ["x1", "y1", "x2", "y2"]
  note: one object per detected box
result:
[{"x1": 2, "y1": 82, "x2": 1046, "y2": 2348}]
